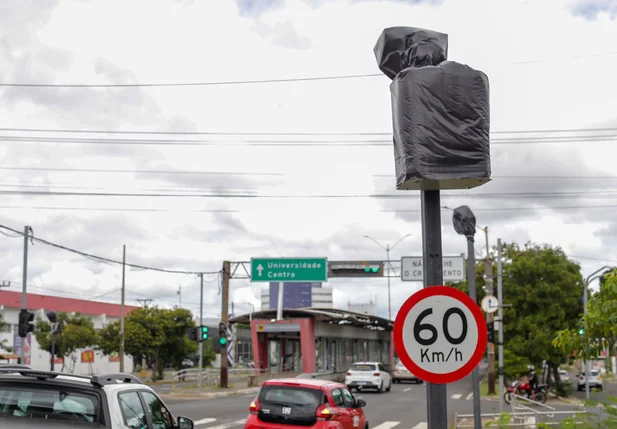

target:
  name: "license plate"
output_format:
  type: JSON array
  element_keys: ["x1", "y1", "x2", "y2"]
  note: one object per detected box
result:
[
  {"x1": 357, "y1": 382, "x2": 367, "y2": 385},
  {"x1": 282, "y1": 407, "x2": 291, "y2": 415}
]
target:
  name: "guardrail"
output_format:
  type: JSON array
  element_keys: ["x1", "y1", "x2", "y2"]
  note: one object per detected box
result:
[{"x1": 170, "y1": 366, "x2": 299, "y2": 390}]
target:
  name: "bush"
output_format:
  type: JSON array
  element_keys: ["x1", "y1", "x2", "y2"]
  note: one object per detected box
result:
[{"x1": 551, "y1": 381, "x2": 573, "y2": 398}]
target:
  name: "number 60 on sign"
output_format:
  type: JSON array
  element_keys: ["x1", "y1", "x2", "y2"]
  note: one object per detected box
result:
[{"x1": 393, "y1": 286, "x2": 487, "y2": 384}]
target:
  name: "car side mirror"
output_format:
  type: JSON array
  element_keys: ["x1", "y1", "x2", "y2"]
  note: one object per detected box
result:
[
  {"x1": 177, "y1": 416, "x2": 194, "y2": 429},
  {"x1": 356, "y1": 399, "x2": 367, "y2": 408}
]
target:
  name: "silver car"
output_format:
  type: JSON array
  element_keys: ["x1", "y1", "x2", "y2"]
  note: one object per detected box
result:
[{"x1": 392, "y1": 363, "x2": 422, "y2": 384}]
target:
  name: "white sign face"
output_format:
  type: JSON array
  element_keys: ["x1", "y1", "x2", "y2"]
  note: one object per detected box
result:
[
  {"x1": 481, "y1": 295, "x2": 499, "y2": 313},
  {"x1": 401, "y1": 294, "x2": 478, "y2": 375},
  {"x1": 401, "y1": 256, "x2": 465, "y2": 282}
]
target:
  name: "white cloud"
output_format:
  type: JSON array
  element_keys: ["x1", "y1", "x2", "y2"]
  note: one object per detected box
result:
[{"x1": 1, "y1": 0, "x2": 617, "y2": 319}]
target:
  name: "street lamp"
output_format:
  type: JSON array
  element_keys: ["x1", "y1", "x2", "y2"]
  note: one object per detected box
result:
[
  {"x1": 362, "y1": 234, "x2": 412, "y2": 320},
  {"x1": 583, "y1": 265, "x2": 614, "y2": 400}
]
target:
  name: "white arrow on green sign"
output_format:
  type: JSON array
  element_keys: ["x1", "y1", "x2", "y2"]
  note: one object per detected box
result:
[{"x1": 250, "y1": 257, "x2": 328, "y2": 282}]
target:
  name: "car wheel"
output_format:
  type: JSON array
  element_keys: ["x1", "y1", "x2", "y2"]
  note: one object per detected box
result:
[
  {"x1": 386, "y1": 380, "x2": 391, "y2": 392},
  {"x1": 377, "y1": 382, "x2": 384, "y2": 393}
]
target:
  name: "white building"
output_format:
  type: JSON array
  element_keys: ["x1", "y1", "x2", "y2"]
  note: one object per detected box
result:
[
  {"x1": 348, "y1": 301, "x2": 378, "y2": 316},
  {"x1": 0, "y1": 290, "x2": 134, "y2": 374},
  {"x1": 260, "y1": 283, "x2": 333, "y2": 310}
]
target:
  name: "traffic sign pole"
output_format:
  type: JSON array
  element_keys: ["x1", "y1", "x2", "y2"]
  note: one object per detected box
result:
[
  {"x1": 421, "y1": 190, "x2": 447, "y2": 429},
  {"x1": 466, "y1": 235, "x2": 482, "y2": 429}
]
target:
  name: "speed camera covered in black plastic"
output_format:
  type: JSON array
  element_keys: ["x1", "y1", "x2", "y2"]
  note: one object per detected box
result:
[
  {"x1": 452, "y1": 205, "x2": 477, "y2": 237},
  {"x1": 374, "y1": 26, "x2": 491, "y2": 191}
]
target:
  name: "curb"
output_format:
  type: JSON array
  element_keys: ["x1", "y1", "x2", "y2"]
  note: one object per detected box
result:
[{"x1": 162, "y1": 387, "x2": 260, "y2": 400}]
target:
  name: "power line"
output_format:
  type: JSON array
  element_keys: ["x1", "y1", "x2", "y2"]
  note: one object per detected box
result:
[
  {"x1": 2, "y1": 134, "x2": 617, "y2": 147},
  {"x1": 1, "y1": 203, "x2": 616, "y2": 213},
  {"x1": 2, "y1": 126, "x2": 617, "y2": 136},
  {"x1": 0, "y1": 223, "x2": 220, "y2": 276},
  {"x1": 3, "y1": 188, "x2": 617, "y2": 199},
  {"x1": 0, "y1": 166, "x2": 281, "y2": 176}
]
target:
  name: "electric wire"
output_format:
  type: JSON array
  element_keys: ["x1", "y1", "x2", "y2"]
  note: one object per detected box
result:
[{"x1": 0, "y1": 223, "x2": 220, "y2": 276}]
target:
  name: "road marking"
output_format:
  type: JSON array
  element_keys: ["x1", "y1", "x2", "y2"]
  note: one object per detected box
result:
[
  {"x1": 466, "y1": 392, "x2": 473, "y2": 400},
  {"x1": 194, "y1": 418, "x2": 217, "y2": 426},
  {"x1": 404, "y1": 387, "x2": 412, "y2": 392},
  {"x1": 413, "y1": 423, "x2": 428, "y2": 429},
  {"x1": 204, "y1": 419, "x2": 246, "y2": 429},
  {"x1": 451, "y1": 394, "x2": 462, "y2": 399},
  {"x1": 372, "y1": 422, "x2": 401, "y2": 429}
]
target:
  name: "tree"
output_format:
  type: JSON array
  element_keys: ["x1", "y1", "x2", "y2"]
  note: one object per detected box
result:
[
  {"x1": 34, "y1": 312, "x2": 97, "y2": 373},
  {"x1": 97, "y1": 306, "x2": 198, "y2": 379},
  {"x1": 0, "y1": 314, "x2": 12, "y2": 353},
  {"x1": 554, "y1": 271, "x2": 617, "y2": 361}
]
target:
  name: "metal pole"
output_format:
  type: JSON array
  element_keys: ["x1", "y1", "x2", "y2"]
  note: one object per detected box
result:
[
  {"x1": 497, "y1": 238, "x2": 505, "y2": 413},
  {"x1": 583, "y1": 276, "x2": 590, "y2": 400},
  {"x1": 421, "y1": 190, "x2": 447, "y2": 429},
  {"x1": 199, "y1": 273, "x2": 204, "y2": 390},
  {"x1": 387, "y1": 245, "x2": 391, "y2": 320},
  {"x1": 119, "y1": 244, "x2": 126, "y2": 373},
  {"x1": 50, "y1": 332, "x2": 55, "y2": 371},
  {"x1": 276, "y1": 282, "x2": 284, "y2": 321},
  {"x1": 466, "y1": 236, "x2": 482, "y2": 429},
  {"x1": 20, "y1": 225, "x2": 30, "y2": 364},
  {"x1": 221, "y1": 261, "x2": 230, "y2": 388}
]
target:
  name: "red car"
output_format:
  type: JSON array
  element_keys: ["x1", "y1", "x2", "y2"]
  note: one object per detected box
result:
[{"x1": 246, "y1": 378, "x2": 368, "y2": 429}]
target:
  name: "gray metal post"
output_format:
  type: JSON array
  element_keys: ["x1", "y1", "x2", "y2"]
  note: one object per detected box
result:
[
  {"x1": 199, "y1": 273, "x2": 204, "y2": 390},
  {"x1": 497, "y1": 238, "x2": 505, "y2": 413},
  {"x1": 387, "y1": 245, "x2": 391, "y2": 320},
  {"x1": 466, "y1": 236, "x2": 482, "y2": 429},
  {"x1": 421, "y1": 190, "x2": 447, "y2": 429},
  {"x1": 119, "y1": 245, "x2": 126, "y2": 373},
  {"x1": 50, "y1": 332, "x2": 56, "y2": 371},
  {"x1": 20, "y1": 226, "x2": 30, "y2": 364},
  {"x1": 276, "y1": 282, "x2": 284, "y2": 320},
  {"x1": 583, "y1": 275, "x2": 589, "y2": 400}
]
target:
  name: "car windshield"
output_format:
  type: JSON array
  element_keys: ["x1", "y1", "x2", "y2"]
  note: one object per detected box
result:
[
  {"x1": 350, "y1": 364, "x2": 376, "y2": 372},
  {"x1": 0, "y1": 384, "x2": 98, "y2": 423},
  {"x1": 259, "y1": 385, "x2": 324, "y2": 408}
]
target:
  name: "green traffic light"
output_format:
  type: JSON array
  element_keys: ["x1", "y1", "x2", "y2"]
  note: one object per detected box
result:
[
  {"x1": 363, "y1": 266, "x2": 380, "y2": 273},
  {"x1": 579, "y1": 329, "x2": 585, "y2": 335},
  {"x1": 371, "y1": 267, "x2": 379, "y2": 272},
  {"x1": 200, "y1": 326, "x2": 209, "y2": 340},
  {"x1": 219, "y1": 337, "x2": 228, "y2": 346}
]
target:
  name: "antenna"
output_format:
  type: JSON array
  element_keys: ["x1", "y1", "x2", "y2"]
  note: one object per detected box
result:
[{"x1": 136, "y1": 298, "x2": 153, "y2": 308}]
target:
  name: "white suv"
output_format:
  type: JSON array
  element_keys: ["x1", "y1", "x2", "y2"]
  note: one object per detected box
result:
[
  {"x1": 0, "y1": 366, "x2": 195, "y2": 428},
  {"x1": 577, "y1": 369, "x2": 603, "y2": 391},
  {"x1": 345, "y1": 362, "x2": 392, "y2": 393}
]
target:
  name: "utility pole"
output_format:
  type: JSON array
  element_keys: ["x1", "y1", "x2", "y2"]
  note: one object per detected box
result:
[
  {"x1": 20, "y1": 225, "x2": 32, "y2": 364},
  {"x1": 220, "y1": 261, "x2": 230, "y2": 388},
  {"x1": 136, "y1": 298, "x2": 153, "y2": 308},
  {"x1": 119, "y1": 245, "x2": 126, "y2": 373},
  {"x1": 482, "y1": 226, "x2": 496, "y2": 395},
  {"x1": 497, "y1": 238, "x2": 505, "y2": 413},
  {"x1": 199, "y1": 273, "x2": 203, "y2": 390},
  {"x1": 178, "y1": 286, "x2": 182, "y2": 308},
  {"x1": 0, "y1": 281, "x2": 10, "y2": 288}
]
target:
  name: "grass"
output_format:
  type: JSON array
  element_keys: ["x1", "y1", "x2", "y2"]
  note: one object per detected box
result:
[{"x1": 480, "y1": 378, "x2": 499, "y2": 397}]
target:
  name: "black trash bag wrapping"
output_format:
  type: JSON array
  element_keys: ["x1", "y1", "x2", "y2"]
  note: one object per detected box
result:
[
  {"x1": 452, "y1": 205, "x2": 477, "y2": 237},
  {"x1": 391, "y1": 61, "x2": 491, "y2": 190},
  {"x1": 374, "y1": 26, "x2": 449, "y2": 80}
]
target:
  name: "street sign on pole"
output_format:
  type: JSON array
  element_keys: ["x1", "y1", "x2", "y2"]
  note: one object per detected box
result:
[
  {"x1": 250, "y1": 258, "x2": 328, "y2": 283},
  {"x1": 393, "y1": 286, "x2": 488, "y2": 384},
  {"x1": 481, "y1": 295, "x2": 499, "y2": 314},
  {"x1": 401, "y1": 256, "x2": 465, "y2": 282}
]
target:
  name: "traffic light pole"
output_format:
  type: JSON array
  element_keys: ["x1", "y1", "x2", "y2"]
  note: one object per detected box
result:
[
  {"x1": 20, "y1": 225, "x2": 31, "y2": 364},
  {"x1": 199, "y1": 273, "x2": 204, "y2": 391},
  {"x1": 497, "y1": 238, "x2": 505, "y2": 413},
  {"x1": 220, "y1": 261, "x2": 230, "y2": 388},
  {"x1": 466, "y1": 235, "x2": 482, "y2": 429}
]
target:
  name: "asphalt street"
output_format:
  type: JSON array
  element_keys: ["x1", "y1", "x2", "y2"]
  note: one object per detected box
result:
[{"x1": 163, "y1": 366, "x2": 559, "y2": 429}]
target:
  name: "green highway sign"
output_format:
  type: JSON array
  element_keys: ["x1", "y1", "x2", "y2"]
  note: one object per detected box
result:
[{"x1": 250, "y1": 257, "x2": 328, "y2": 283}]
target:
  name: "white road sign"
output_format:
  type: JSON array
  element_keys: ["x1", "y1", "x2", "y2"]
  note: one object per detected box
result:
[
  {"x1": 401, "y1": 256, "x2": 465, "y2": 282},
  {"x1": 481, "y1": 295, "x2": 499, "y2": 313},
  {"x1": 393, "y1": 286, "x2": 487, "y2": 384}
]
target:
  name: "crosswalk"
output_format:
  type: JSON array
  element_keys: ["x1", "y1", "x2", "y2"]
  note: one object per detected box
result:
[{"x1": 193, "y1": 417, "x2": 432, "y2": 429}]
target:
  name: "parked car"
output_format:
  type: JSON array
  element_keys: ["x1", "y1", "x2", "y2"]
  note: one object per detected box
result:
[
  {"x1": 245, "y1": 378, "x2": 368, "y2": 429},
  {"x1": 392, "y1": 362, "x2": 422, "y2": 384},
  {"x1": 577, "y1": 369, "x2": 603, "y2": 391},
  {"x1": 345, "y1": 362, "x2": 392, "y2": 393},
  {"x1": 0, "y1": 367, "x2": 194, "y2": 428},
  {"x1": 557, "y1": 369, "x2": 570, "y2": 383}
]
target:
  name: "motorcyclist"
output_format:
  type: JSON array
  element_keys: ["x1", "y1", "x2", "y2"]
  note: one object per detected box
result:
[{"x1": 527, "y1": 365, "x2": 537, "y2": 401}]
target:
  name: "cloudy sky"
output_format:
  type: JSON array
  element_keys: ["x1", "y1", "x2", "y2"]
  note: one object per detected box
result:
[{"x1": 1, "y1": 0, "x2": 617, "y2": 320}]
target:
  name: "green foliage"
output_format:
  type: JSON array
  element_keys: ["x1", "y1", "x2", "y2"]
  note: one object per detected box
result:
[
  {"x1": 34, "y1": 313, "x2": 97, "y2": 372},
  {"x1": 0, "y1": 314, "x2": 12, "y2": 352},
  {"x1": 96, "y1": 306, "x2": 198, "y2": 379},
  {"x1": 554, "y1": 272, "x2": 617, "y2": 360},
  {"x1": 485, "y1": 412, "x2": 512, "y2": 429},
  {"x1": 502, "y1": 348, "x2": 529, "y2": 381}
]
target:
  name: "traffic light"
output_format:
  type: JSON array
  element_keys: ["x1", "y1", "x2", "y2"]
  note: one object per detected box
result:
[
  {"x1": 579, "y1": 328, "x2": 585, "y2": 335},
  {"x1": 200, "y1": 326, "x2": 209, "y2": 341},
  {"x1": 218, "y1": 322, "x2": 228, "y2": 346},
  {"x1": 487, "y1": 321, "x2": 495, "y2": 343},
  {"x1": 328, "y1": 261, "x2": 384, "y2": 278},
  {"x1": 187, "y1": 327, "x2": 198, "y2": 342},
  {"x1": 18, "y1": 310, "x2": 35, "y2": 338}
]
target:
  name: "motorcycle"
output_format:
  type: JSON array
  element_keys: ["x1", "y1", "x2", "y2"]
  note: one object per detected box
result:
[{"x1": 504, "y1": 379, "x2": 548, "y2": 404}]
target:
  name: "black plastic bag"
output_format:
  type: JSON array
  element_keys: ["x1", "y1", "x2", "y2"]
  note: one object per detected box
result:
[{"x1": 452, "y1": 205, "x2": 477, "y2": 237}]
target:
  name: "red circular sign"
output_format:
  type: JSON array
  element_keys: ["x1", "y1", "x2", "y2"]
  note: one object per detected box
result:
[{"x1": 393, "y1": 286, "x2": 487, "y2": 384}]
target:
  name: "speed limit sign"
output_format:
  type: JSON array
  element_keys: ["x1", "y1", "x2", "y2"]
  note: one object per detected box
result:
[{"x1": 393, "y1": 286, "x2": 487, "y2": 384}]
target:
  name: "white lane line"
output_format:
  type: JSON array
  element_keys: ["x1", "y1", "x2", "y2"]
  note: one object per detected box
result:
[
  {"x1": 372, "y1": 422, "x2": 402, "y2": 429},
  {"x1": 194, "y1": 418, "x2": 216, "y2": 426},
  {"x1": 404, "y1": 387, "x2": 412, "y2": 392},
  {"x1": 451, "y1": 394, "x2": 462, "y2": 400},
  {"x1": 204, "y1": 419, "x2": 245, "y2": 429},
  {"x1": 466, "y1": 392, "x2": 473, "y2": 400},
  {"x1": 412, "y1": 422, "x2": 428, "y2": 429}
]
